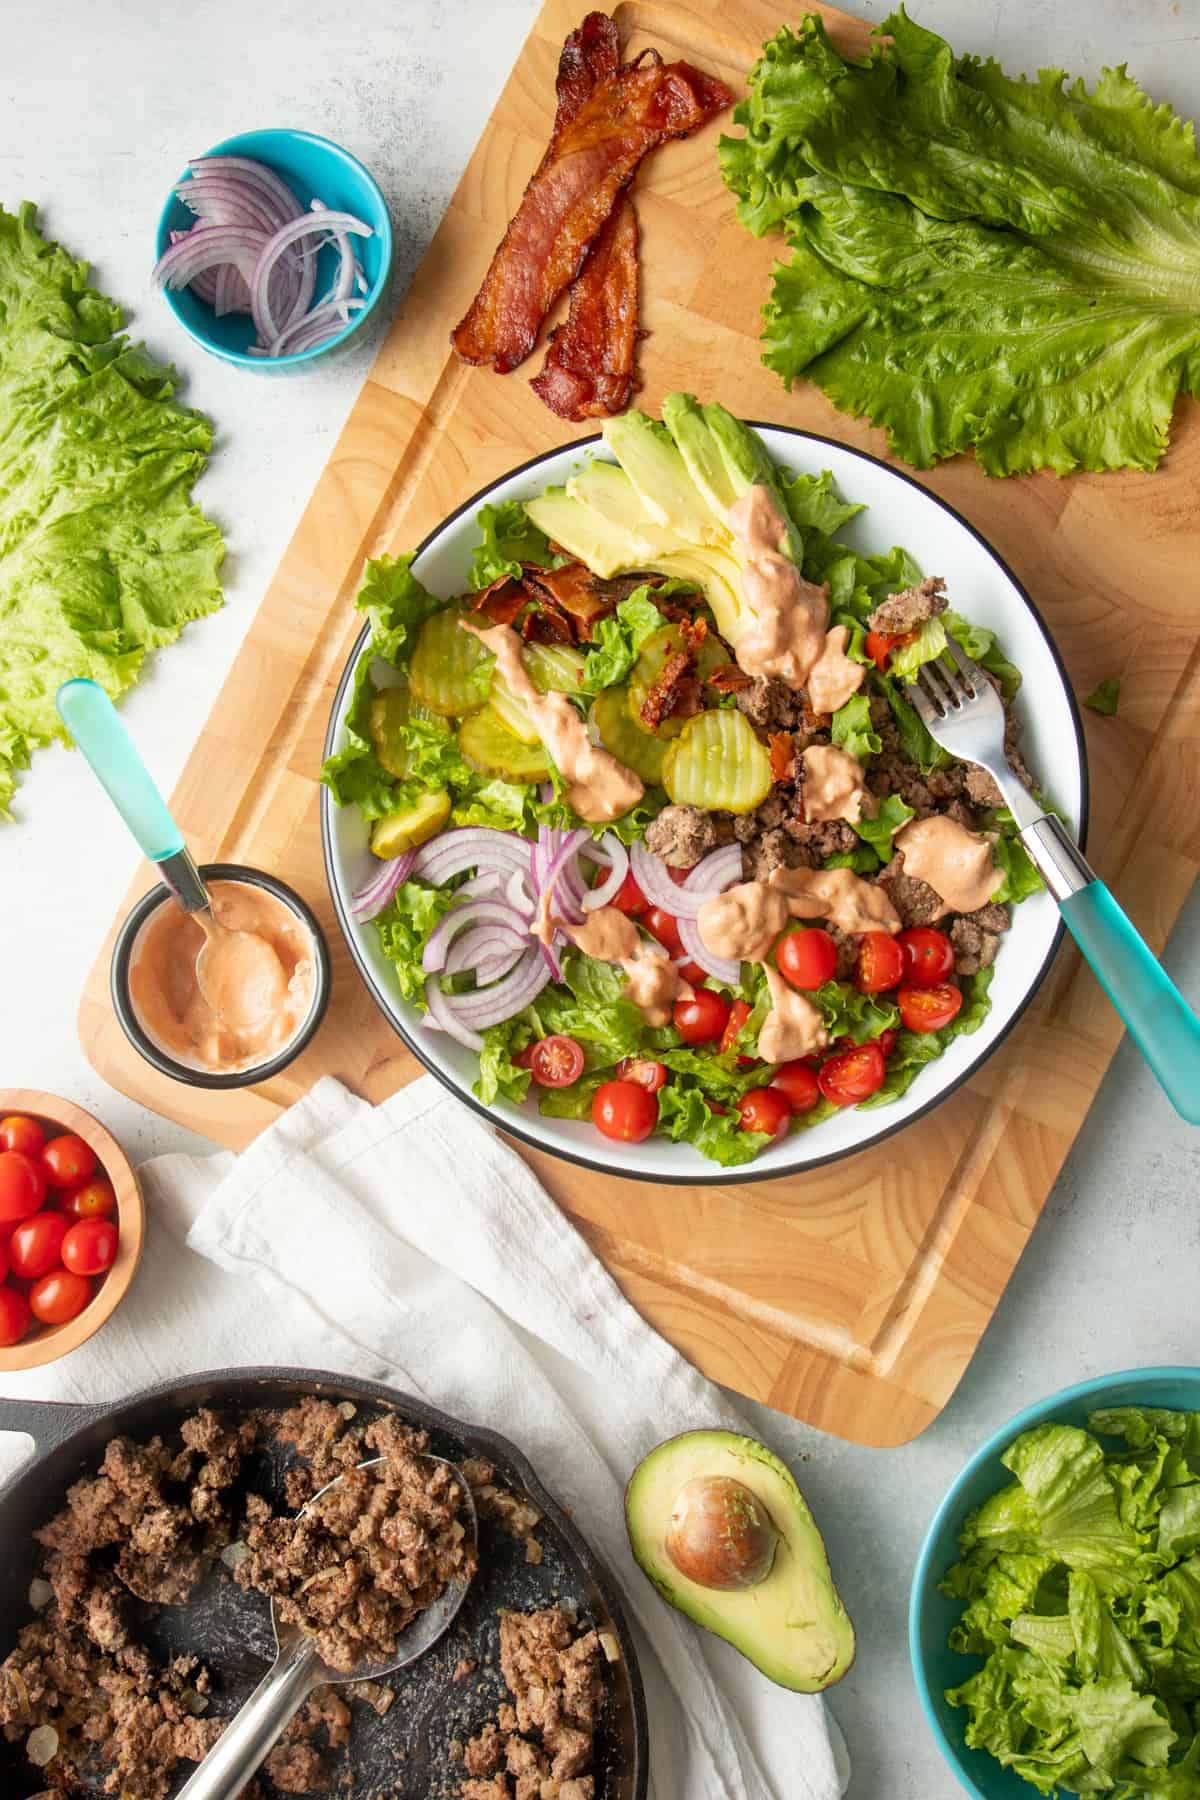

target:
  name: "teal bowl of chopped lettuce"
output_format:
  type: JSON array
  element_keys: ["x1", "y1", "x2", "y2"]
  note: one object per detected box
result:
[{"x1": 910, "y1": 1368, "x2": 1200, "y2": 1799}]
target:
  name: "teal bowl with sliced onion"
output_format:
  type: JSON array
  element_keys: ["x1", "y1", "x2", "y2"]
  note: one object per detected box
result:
[{"x1": 153, "y1": 128, "x2": 393, "y2": 371}]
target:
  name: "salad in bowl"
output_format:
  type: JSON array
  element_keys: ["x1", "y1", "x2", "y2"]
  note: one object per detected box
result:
[{"x1": 321, "y1": 398, "x2": 1084, "y2": 1177}]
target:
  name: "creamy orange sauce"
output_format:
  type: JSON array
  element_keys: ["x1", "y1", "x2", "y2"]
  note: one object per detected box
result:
[
  {"x1": 697, "y1": 880, "x2": 792, "y2": 965},
  {"x1": 463, "y1": 621, "x2": 643, "y2": 824},
  {"x1": 806, "y1": 624, "x2": 865, "y2": 715},
  {"x1": 802, "y1": 745, "x2": 877, "y2": 827},
  {"x1": 757, "y1": 966, "x2": 829, "y2": 1062},
  {"x1": 566, "y1": 908, "x2": 690, "y2": 1027},
  {"x1": 771, "y1": 866, "x2": 902, "y2": 936},
  {"x1": 129, "y1": 882, "x2": 316, "y2": 1073},
  {"x1": 893, "y1": 816, "x2": 1002, "y2": 919},
  {"x1": 728, "y1": 487, "x2": 830, "y2": 688}
]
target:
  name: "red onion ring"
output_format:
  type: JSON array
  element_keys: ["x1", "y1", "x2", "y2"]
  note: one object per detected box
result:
[
  {"x1": 581, "y1": 833, "x2": 629, "y2": 910},
  {"x1": 351, "y1": 848, "x2": 417, "y2": 920},
  {"x1": 422, "y1": 899, "x2": 531, "y2": 974}
]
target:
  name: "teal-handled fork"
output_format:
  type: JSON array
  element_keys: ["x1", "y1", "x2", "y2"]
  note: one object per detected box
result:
[{"x1": 905, "y1": 642, "x2": 1200, "y2": 1124}]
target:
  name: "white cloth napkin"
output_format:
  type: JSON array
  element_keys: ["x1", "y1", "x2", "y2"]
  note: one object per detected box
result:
[{"x1": 0, "y1": 1074, "x2": 849, "y2": 1800}]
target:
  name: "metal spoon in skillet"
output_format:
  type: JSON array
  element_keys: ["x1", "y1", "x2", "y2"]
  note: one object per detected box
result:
[{"x1": 175, "y1": 1454, "x2": 478, "y2": 1800}]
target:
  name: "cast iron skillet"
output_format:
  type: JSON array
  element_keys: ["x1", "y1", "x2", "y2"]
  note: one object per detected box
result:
[{"x1": 0, "y1": 1367, "x2": 649, "y2": 1799}]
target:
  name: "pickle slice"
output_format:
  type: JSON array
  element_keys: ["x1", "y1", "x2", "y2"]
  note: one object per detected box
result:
[
  {"x1": 662, "y1": 709, "x2": 773, "y2": 814},
  {"x1": 459, "y1": 705, "x2": 552, "y2": 781},
  {"x1": 369, "y1": 788, "x2": 452, "y2": 858},
  {"x1": 628, "y1": 624, "x2": 731, "y2": 738},
  {"x1": 524, "y1": 642, "x2": 587, "y2": 694},
  {"x1": 489, "y1": 675, "x2": 541, "y2": 745},
  {"x1": 409, "y1": 608, "x2": 493, "y2": 717},
  {"x1": 368, "y1": 689, "x2": 451, "y2": 778},
  {"x1": 589, "y1": 688, "x2": 667, "y2": 785}
]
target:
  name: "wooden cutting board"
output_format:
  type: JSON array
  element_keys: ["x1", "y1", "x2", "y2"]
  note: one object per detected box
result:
[{"x1": 79, "y1": 0, "x2": 1200, "y2": 1446}]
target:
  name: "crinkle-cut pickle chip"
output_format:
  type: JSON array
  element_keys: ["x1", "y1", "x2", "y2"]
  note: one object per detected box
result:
[
  {"x1": 370, "y1": 788, "x2": 451, "y2": 858},
  {"x1": 459, "y1": 705, "x2": 553, "y2": 782},
  {"x1": 589, "y1": 687, "x2": 668, "y2": 785},
  {"x1": 368, "y1": 688, "x2": 448, "y2": 778},
  {"x1": 489, "y1": 642, "x2": 589, "y2": 744},
  {"x1": 409, "y1": 608, "x2": 493, "y2": 717},
  {"x1": 663, "y1": 709, "x2": 772, "y2": 814},
  {"x1": 628, "y1": 623, "x2": 729, "y2": 739}
]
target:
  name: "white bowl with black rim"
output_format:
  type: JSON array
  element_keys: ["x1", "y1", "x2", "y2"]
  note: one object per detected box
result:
[{"x1": 321, "y1": 426, "x2": 1088, "y2": 1185}]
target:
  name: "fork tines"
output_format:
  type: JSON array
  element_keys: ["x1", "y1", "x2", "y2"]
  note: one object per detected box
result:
[{"x1": 911, "y1": 638, "x2": 984, "y2": 719}]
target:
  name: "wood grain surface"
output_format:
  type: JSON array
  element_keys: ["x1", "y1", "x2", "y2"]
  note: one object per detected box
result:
[{"x1": 78, "y1": 0, "x2": 1200, "y2": 1444}]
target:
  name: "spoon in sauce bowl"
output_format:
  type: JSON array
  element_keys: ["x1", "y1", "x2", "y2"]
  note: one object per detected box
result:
[{"x1": 56, "y1": 680, "x2": 297, "y2": 1062}]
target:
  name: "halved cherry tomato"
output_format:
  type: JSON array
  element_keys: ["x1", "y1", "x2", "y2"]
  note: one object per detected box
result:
[
  {"x1": 592, "y1": 1080, "x2": 658, "y2": 1143},
  {"x1": 774, "y1": 927, "x2": 838, "y2": 992},
  {"x1": 609, "y1": 871, "x2": 649, "y2": 917},
  {"x1": 673, "y1": 989, "x2": 731, "y2": 1046},
  {"x1": 897, "y1": 927, "x2": 955, "y2": 988},
  {"x1": 735, "y1": 1087, "x2": 792, "y2": 1142},
  {"x1": 61, "y1": 1218, "x2": 119, "y2": 1278},
  {"x1": 863, "y1": 628, "x2": 916, "y2": 672},
  {"x1": 29, "y1": 1268, "x2": 92, "y2": 1326},
  {"x1": 41, "y1": 1135, "x2": 95, "y2": 1189},
  {"x1": 854, "y1": 931, "x2": 905, "y2": 994},
  {"x1": 642, "y1": 908, "x2": 683, "y2": 958},
  {"x1": 59, "y1": 1177, "x2": 117, "y2": 1220},
  {"x1": 719, "y1": 998, "x2": 753, "y2": 1059},
  {"x1": 770, "y1": 1060, "x2": 821, "y2": 1115},
  {"x1": 0, "y1": 1240, "x2": 7, "y2": 1283},
  {"x1": 529, "y1": 1035, "x2": 585, "y2": 1088},
  {"x1": 0, "y1": 1152, "x2": 48, "y2": 1223},
  {"x1": 0, "y1": 1115, "x2": 45, "y2": 1157},
  {"x1": 877, "y1": 1027, "x2": 899, "y2": 1058},
  {"x1": 818, "y1": 1041, "x2": 887, "y2": 1106},
  {"x1": 616, "y1": 1058, "x2": 668, "y2": 1094},
  {"x1": 678, "y1": 960, "x2": 709, "y2": 987},
  {"x1": 0, "y1": 1285, "x2": 31, "y2": 1346},
  {"x1": 8, "y1": 1211, "x2": 70, "y2": 1281},
  {"x1": 897, "y1": 983, "x2": 963, "y2": 1033}
]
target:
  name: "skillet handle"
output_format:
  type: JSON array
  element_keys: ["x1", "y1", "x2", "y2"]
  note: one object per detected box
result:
[{"x1": 0, "y1": 1395, "x2": 107, "y2": 1453}]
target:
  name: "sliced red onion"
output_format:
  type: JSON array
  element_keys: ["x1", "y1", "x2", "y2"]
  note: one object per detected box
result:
[
  {"x1": 174, "y1": 178, "x2": 279, "y2": 234},
  {"x1": 505, "y1": 868, "x2": 533, "y2": 913},
  {"x1": 684, "y1": 843, "x2": 745, "y2": 897},
  {"x1": 422, "y1": 900, "x2": 530, "y2": 974},
  {"x1": 538, "y1": 828, "x2": 590, "y2": 929},
  {"x1": 457, "y1": 871, "x2": 504, "y2": 900},
  {"x1": 351, "y1": 848, "x2": 417, "y2": 920},
  {"x1": 629, "y1": 841, "x2": 711, "y2": 919},
  {"x1": 249, "y1": 212, "x2": 371, "y2": 346},
  {"x1": 539, "y1": 939, "x2": 564, "y2": 982},
  {"x1": 422, "y1": 980, "x2": 485, "y2": 1052},
  {"x1": 154, "y1": 224, "x2": 262, "y2": 289},
  {"x1": 424, "y1": 948, "x2": 552, "y2": 1041},
  {"x1": 188, "y1": 155, "x2": 305, "y2": 226},
  {"x1": 677, "y1": 914, "x2": 742, "y2": 987},
  {"x1": 412, "y1": 828, "x2": 532, "y2": 886},
  {"x1": 582, "y1": 834, "x2": 629, "y2": 910},
  {"x1": 443, "y1": 929, "x2": 526, "y2": 979}
]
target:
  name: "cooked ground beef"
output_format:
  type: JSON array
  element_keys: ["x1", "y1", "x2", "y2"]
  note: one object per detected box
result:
[
  {"x1": 734, "y1": 674, "x2": 810, "y2": 732},
  {"x1": 459, "y1": 1608, "x2": 604, "y2": 1800},
  {"x1": 878, "y1": 855, "x2": 946, "y2": 929},
  {"x1": 644, "y1": 802, "x2": 722, "y2": 869},
  {"x1": 866, "y1": 575, "x2": 947, "y2": 637},
  {"x1": 950, "y1": 903, "x2": 1012, "y2": 974}
]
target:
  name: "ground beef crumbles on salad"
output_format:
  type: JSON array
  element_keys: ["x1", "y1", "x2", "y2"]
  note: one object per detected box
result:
[{"x1": 323, "y1": 396, "x2": 1049, "y2": 1166}]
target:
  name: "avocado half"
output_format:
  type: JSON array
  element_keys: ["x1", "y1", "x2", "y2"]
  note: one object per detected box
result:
[{"x1": 624, "y1": 1429, "x2": 855, "y2": 1692}]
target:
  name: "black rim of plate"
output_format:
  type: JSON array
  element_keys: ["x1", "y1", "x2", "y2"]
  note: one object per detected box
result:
[{"x1": 320, "y1": 424, "x2": 1090, "y2": 1188}]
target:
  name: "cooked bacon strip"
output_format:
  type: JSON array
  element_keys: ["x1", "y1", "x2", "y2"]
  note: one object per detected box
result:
[
  {"x1": 523, "y1": 560, "x2": 615, "y2": 638},
  {"x1": 470, "y1": 573, "x2": 526, "y2": 626},
  {"x1": 531, "y1": 193, "x2": 641, "y2": 419},
  {"x1": 451, "y1": 32, "x2": 731, "y2": 372},
  {"x1": 769, "y1": 732, "x2": 797, "y2": 783},
  {"x1": 706, "y1": 661, "x2": 753, "y2": 693},
  {"x1": 553, "y1": 10, "x2": 622, "y2": 128},
  {"x1": 521, "y1": 601, "x2": 576, "y2": 646}
]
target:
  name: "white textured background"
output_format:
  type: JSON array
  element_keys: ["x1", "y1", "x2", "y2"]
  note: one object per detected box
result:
[{"x1": 3, "y1": 2, "x2": 1200, "y2": 1794}]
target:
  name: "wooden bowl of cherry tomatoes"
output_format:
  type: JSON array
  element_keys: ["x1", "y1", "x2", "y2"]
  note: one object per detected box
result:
[{"x1": 0, "y1": 1089, "x2": 144, "y2": 1370}]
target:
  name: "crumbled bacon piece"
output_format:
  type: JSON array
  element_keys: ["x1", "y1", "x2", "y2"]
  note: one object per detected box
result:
[
  {"x1": 470, "y1": 574, "x2": 526, "y2": 626},
  {"x1": 639, "y1": 649, "x2": 700, "y2": 730},
  {"x1": 523, "y1": 560, "x2": 616, "y2": 639},
  {"x1": 706, "y1": 662, "x2": 752, "y2": 694},
  {"x1": 768, "y1": 732, "x2": 797, "y2": 783}
]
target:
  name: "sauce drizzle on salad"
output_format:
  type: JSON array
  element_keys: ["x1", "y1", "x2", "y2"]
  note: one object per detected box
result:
[
  {"x1": 757, "y1": 966, "x2": 828, "y2": 1062},
  {"x1": 802, "y1": 744, "x2": 877, "y2": 826},
  {"x1": 771, "y1": 867, "x2": 902, "y2": 937},
  {"x1": 567, "y1": 908, "x2": 690, "y2": 1026},
  {"x1": 461, "y1": 620, "x2": 644, "y2": 823},
  {"x1": 892, "y1": 816, "x2": 1002, "y2": 918}
]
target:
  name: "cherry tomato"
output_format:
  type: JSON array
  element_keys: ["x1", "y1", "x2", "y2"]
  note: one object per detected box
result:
[
  {"x1": 616, "y1": 1058, "x2": 669, "y2": 1094},
  {"x1": 897, "y1": 927, "x2": 956, "y2": 988},
  {"x1": 0, "y1": 1115, "x2": 45, "y2": 1156},
  {"x1": 41, "y1": 1135, "x2": 95, "y2": 1189},
  {"x1": 854, "y1": 931, "x2": 906, "y2": 994},
  {"x1": 528, "y1": 1035, "x2": 586, "y2": 1089},
  {"x1": 0, "y1": 1285, "x2": 31, "y2": 1346},
  {"x1": 8, "y1": 1211, "x2": 71, "y2": 1281},
  {"x1": 719, "y1": 998, "x2": 754, "y2": 1060},
  {"x1": 29, "y1": 1268, "x2": 92, "y2": 1326},
  {"x1": 0, "y1": 1240, "x2": 7, "y2": 1282},
  {"x1": 678, "y1": 960, "x2": 709, "y2": 987},
  {"x1": 643, "y1": 908, "x2": 684, "y2": 959},
  {"x1": 863, "y1": 628, "x2": 916, "y2": 672},
  {"x1": 770, "y1": 1060, "x2": 821, "y2": 1115},
  {"x1": 514, "y1": 1044, "x2": 537, "y2": 1070},
  {"x1": 735, "y1": 1087, "x2": 792, "y2": 1142},
  {"x1": 59, "y1": 1177, "x2": 117, "y2": 1220},
  {"x1": 897, "y1": 982, "x2": 963, "y2": 1033},
  {"x1": 592, "y1": 1080, "x2": 658, "y2": 1143},
  {"x1": 61, "y1": 1218, "x2": 120, "y2": 1278},
  {"x1": 0, "y1": 1152, "x2": 48, "y2": 1223},
  {"x1": 818, "y1": 1041, "x2": 887, "y2": 1106},
  {"x1": 673, "y1": 988, "x2": 732, "y2": 1046},
  {"x1": 877, "y1": 1027, "x2": 899, "y2": 1058},
  {"x1": 609, "y1": 871, "x2": 649, "y2": 916},
  {"x1": 774, "y1": 927, "x2": 838, "y2": 992}
]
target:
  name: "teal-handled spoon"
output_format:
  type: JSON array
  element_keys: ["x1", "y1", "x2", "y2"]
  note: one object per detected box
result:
[{"x1": 56, "y1": 680, "x2": 286, "y2": 1027}]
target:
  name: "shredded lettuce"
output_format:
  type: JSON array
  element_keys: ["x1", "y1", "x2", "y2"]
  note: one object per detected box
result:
[
  {"x1": 721, "y1": 8, "x2": 1200, "y2": 474},
  {"x1": 467, "y1": 499, "x2": 557, "y2": 589},
  {"x1": 831, "y1": 693, "x2": 881, "y2": 761},
  {"x1": 859, "y1": 968, "x2": 994, "y2": 1106},
  {"x1": 854, "y1": 793, "x2": 915, "y2": 863},
  {"x1": 372, "y1": 882, "x2": 459, "y2": 1005},
  {"x1": 0, "y1": 202, "x2": 224, "y2": 818},
  {"x1": 889, "y1": 615, "x2": 948, "y2": 680},
  {"x1": 1086, "y1": 678, "x2": 1122, "y2": 716},
  {"x1": 580, "y1": 588, "x2": 669, "y2": 693}
]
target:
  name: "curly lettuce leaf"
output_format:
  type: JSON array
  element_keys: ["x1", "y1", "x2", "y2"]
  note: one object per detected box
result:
[
  {"x1": 831, "y1": 692, "x2": 881, "y2": 761},
  {"x1": 0, "y1": 202, "x2": 224, "y2": 817},
  {"x1": 721, "y1": 9, "x2": 1200, "y2": 473},
  {"x1": 373, "y1": 881, "x2": 459, "y2": 1005},
  {"x1": 656, "y1": 1084, "x2": 771, "y2": 1167},
  {"x1": 781, "y1": 466, "x2": 865, "y2": 537},
  {"x1": 854, "y1": 793, "x2": 915, "y2": 862},
  {"x1": 580, "y1": 588, "x2": 670, "y2": 693},
  {"x1": 1086, "y1": 677, "x2": 1122, "y2": 716},
  {"x1": 992, "y1": 831, "x2": 1046, "y2": 906},
  {"x1": 859, "y1": 967, "x2": 994, "y2": 1106},
  {"x1": 889, "y1": 615, "x2": 948, "y2": 679},
  {"x1": 468, "y1": 499, "x2": 557, "y2": 589},
  {"x1": 945, "y1": 610, "x2": 1023, "y2": 701}
]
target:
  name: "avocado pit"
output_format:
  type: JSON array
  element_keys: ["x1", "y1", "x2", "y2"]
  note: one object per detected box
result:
[{"x1": 665, "y1": 1474, "x2": 779, "y2": 1591}]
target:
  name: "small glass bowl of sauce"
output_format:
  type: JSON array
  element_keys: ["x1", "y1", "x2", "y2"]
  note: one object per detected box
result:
[{"x1": 111, "y1": 865, "x2": 331, "y2": 1089}]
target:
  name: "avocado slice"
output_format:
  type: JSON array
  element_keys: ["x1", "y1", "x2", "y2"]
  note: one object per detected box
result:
[
  {"x1": 702, "y1": 401, "x2": 805, "y2": 565},
  {"x1": 625, "y1": 1429, "x2": 855, "y2": 1692},
  {"x1": 524, "y1": 484, "x2": 658, "y2": 579},
  {"x1": 662, "y1": 391, "x2": 739, "y2": 520},
  {"x1": 602, "y1": 411, "x2": 726, "y2": 547}
]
